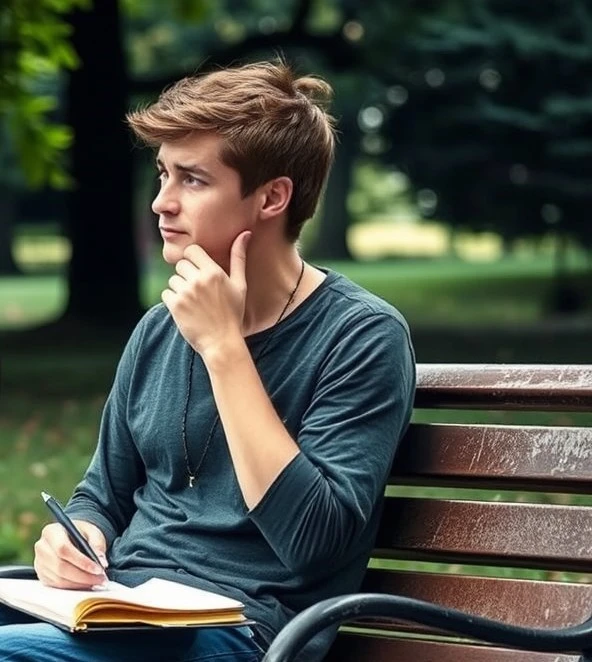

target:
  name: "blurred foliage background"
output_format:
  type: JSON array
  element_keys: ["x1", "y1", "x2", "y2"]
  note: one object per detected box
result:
[{"x1": 0, "y1": 0, "x2": 591, "y2": 562}]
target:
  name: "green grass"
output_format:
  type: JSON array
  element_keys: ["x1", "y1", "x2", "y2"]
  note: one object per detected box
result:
[
  {"x1": 2, "y1": 253, "x2": 591, "y2": 330},
  {"x1": 0, "y1": 395, "x2": 102, "y2": 562},
  {"x1": 0, "y1": 274, "x2": 67, "y2": 329}
]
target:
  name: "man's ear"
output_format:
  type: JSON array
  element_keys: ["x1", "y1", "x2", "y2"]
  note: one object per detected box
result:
[{"x1": 259, "y1": 176, "x2": 293, "y2": 220}]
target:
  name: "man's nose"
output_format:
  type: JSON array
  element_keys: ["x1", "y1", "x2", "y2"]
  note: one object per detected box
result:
[{"x1": 152, "y1": 183, "x2": 180, "y2": 216}]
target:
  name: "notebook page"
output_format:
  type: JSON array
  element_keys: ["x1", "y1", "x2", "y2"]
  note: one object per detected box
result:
[
  {"x1": 0, "y1": 578, "x2": 130, "y2": 625},
  {"x1": 115, "y1": 578, "x2": 243, "y2": 611}
]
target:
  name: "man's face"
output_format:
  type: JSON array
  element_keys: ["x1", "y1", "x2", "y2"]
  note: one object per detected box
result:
[{"x1": 153, "y1": 132, "x2": 259, "y2": 269}]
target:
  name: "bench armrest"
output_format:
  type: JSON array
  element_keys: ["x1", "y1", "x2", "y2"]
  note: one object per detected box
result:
[
  {"x1": 0, "y1": 565, "x2": 37, "y2": 580},
  {"x1": 262, "y1": 593, "x2": 592, "y2": 662}
]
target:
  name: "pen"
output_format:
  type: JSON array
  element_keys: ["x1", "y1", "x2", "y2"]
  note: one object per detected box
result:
[{"x1": 41, "y1": 491, "x2": 104, "y2": 570}]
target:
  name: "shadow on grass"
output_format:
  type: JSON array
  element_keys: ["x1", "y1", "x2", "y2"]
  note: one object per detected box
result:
[
  {"x1": 411, "y1": 322, "x2": 592, "y2": 365},
  {"x1": 0, "y1": 317, "x2": 135, "y2": 398}
]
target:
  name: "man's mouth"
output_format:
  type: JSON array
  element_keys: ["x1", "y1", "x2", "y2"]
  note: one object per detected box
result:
[{"x1": 159, "y1": 227, "x2": 186, "y2": 239}]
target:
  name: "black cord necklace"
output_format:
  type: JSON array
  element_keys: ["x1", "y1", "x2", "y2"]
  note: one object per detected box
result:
[{"x1": 181, "y1": 259, "x2": 306, "y2": 488}]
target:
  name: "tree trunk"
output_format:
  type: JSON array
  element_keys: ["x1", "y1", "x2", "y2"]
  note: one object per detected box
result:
[
  {"x1": 64, "y1": 0, "x2": 141, "y2": 328},
  {"x1": 307, "y1": 112, "x2": 358, "y2": 261},
  {"x1": 0, "y1": 186, "x2": 21, "y2": 274},
  {"x1": 546, "y1": 230, "x2": 585, "y2": 314}
]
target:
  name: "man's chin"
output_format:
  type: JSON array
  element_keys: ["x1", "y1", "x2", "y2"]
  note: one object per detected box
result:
[
  {"x1": 162, "y1": 245, "x2": 184, "y2": 265},
  {"x1": 161, "y1": 243, "x2": 229, "y2": 271}
]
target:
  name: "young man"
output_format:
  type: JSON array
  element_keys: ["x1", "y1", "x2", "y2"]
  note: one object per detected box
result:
[{"x1": 0, "y1": 60, "x2": 415, "y2": 661}]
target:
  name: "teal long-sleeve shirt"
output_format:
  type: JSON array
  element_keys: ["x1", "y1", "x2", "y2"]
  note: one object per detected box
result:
[{"x1": 65, "y1": 270, "x2": 415, "y2": 660}]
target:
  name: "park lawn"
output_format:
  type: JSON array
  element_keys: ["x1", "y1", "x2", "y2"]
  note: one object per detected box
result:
[
  {"x1": 2, "y1": 254, "x2": 591, "y2": 330},
  {"x1": 1, "y1": 256, "x2": 591, "y2": 563},
  {"x1": 0, "y1": 395, "x2": 101, "y2": 563}
]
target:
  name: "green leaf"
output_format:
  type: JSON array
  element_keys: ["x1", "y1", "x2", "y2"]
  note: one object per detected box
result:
[
  {"x1": 18, "y1": 51, "x2": 60, "y2": 76},
  {"x1": 169, "y1": 0, "x2": 213, "y2": 22},
  {"x1": 45, "y1": 0, "x2": 91, "y2": 13},
  {"x1": 49, "y1": 167, "x2": 74, "y2": 190},
  {"x1": 52, "y1": 41, "x2": 80, "y2": 69},
  {"x1": 22, "y1": 95, "x2": 57, "y2": 116},
  {"x1": 45, "y1": 125, "x2": 73, "y2": 150}
]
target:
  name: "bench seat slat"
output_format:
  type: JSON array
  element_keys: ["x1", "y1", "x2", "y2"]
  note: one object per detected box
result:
[
  {"x1": 376, "y1": 498, "x2": 592, "y2": 571},
  {"x1": 393, "y1": 423, "x2": 592, "y2": 490},
  {"x1": 416, "y1": 364, "x2": 592, "y2": 411},
  {"x1": 327, "y1": 633, "x2": 580, "y2": 662},
  {"x1": 360, "y1": 569, "x2": 592, "y2": 630}
]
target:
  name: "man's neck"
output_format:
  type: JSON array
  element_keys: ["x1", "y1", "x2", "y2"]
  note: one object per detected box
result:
[{"x1": 241, "y1": 243, "x2": 305, "y2": 337}]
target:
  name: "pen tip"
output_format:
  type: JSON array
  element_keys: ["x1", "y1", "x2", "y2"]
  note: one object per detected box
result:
[{"x1": 41, "y1": 491, "x2": 50, "y2": 502}]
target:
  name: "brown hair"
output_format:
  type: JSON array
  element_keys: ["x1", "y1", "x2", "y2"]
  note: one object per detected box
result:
[{"x1": 127, "y1": 60, "x2": 336, "y2": 241}]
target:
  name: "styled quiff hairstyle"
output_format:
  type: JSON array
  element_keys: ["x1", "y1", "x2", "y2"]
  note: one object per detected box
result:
[{"x1": 127, "y1": 60, "x2": 336, "y2": 241}]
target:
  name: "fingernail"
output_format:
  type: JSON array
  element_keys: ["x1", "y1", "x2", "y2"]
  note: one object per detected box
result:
[{"x1": 98, "y1": 554, "x2": 109, "y2": 569}]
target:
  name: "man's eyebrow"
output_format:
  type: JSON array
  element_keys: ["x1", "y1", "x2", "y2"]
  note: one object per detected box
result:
[{"x1": 155, "y1": 156, "x2": 212, "y2": 178}]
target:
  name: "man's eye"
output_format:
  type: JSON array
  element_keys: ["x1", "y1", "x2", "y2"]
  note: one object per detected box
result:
[{"x1": 185, "y1": 175, "x2": 203, "y2": 186}]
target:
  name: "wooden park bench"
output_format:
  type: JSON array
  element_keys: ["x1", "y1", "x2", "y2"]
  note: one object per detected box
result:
[
  {"x1": 2, "y1": 364, "x2": 592, "y2": 660},
  {"x1": 264, "y1": 363, "x2": 592, "y2": 662}
]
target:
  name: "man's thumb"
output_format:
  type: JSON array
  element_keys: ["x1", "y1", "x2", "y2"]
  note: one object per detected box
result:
[{"x1": 230, "y1": 231, "x2": 251, "y2": 283}]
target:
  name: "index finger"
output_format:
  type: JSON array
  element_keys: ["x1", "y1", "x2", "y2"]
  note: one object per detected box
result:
[
  {"x1": 44, "y1": 523, "x2": 105, "y2": 577},
  {"x1": 175, "y1": 258, "x2": 200, "y2": 279},
  {"x1": 183, "y1": 243, "x2": 216, "y2": 269}
]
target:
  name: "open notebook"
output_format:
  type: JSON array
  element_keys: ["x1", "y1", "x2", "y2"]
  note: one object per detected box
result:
[{"x1": 0, "y1": 577, "x2": 249, "y2": 632}]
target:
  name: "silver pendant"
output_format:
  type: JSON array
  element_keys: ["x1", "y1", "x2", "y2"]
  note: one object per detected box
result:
[{"x1": 188, "y1": 475, "x2": 195, "y2": 488}]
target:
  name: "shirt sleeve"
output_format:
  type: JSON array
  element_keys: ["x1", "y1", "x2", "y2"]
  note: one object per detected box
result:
[
  {"x1": 248, "y1": 313, "x2": 415, "y2": 574},
  {"x1": 64, "y1": 314, "x2": 151, "y2": 547}
]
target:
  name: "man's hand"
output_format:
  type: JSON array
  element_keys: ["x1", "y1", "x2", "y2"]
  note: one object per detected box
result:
[
  {"x1": 34, "y1": 520, "x2": 108, "y2": 589},
  {"x1": 161, "y1": 231, "x2": 251, "y2": 357}
]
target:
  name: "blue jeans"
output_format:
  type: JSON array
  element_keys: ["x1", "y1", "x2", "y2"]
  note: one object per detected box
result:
[{"x1": 0, "y1": 604, "x2": 264, "y2": 661}]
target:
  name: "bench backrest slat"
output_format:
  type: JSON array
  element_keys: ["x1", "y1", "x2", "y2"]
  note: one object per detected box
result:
[
  {"x1": 394, "y1": 423, "x2": 592, "y2": 490},
  {"x1": 416, "y1": 364, "x2": 592, "y2": 411},
  {"x1": 360, "y1": 569, "x2": 592, "y2": 630},
  {"x1": 377, "y1": 497, "x2": 592, "y2": 571}
]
